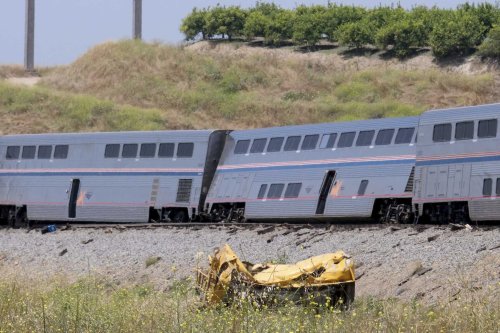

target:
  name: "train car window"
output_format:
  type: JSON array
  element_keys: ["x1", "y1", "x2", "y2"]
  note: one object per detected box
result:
[
  {"x1": 455, "y1": 121, "x2": 474, "y2": 140},
  {"x1": 234, "y1": 140, "x2": 250, "y2": 154},
  {"x1": 497, "y1": 178, "x2": 500, "y2": 196},
  {"x1": 358, "y1": 180, "x2": 369, "y2": 195},
  {"x1": 319, "y1": 133, "x2": 337, "y2": 149},
  {"x1": 356, "y1": 130, "x2": 375, "y2": 146},
  {"x1": 54, "y1": 145, "x2": 69, "y2": 159},
  {"x1": 267, "y1": 137, "x2": 284, "y2": 152},
  {"x1": 37, "y1": 145, "x2": 52, "y2": 159},
  {"x1": 478, "y1": 119, "x2": 497, "y2": 138},
  {"x1": 105, "y1": 144, "x2": 120, "y2": 158},
  {"x1": 177, "y1": 143, "x2": 194, "y2": 158},
  {"x1": 284, "y1": 136, "x2": 301, "y2": 151},
  {"x1": 267, "y1": 184, "x2": 285, "y2": 199},
  {"x1": 285, "y1": 183, "x2": 302, "y2": 198},
  {"x1": 250, "y1": 138, "x2": 267, "y2": 153},
  {"x1": 122, "y1": 144, "x2": 138, "y2": 158},
  {"x1": 433, "y1": 123, "x2": 452, "y2": 142},
  {"x1": 301, "y1": 135, "x2": 319, "y2": 150},
  {"x1": 140, "y1": 143, "x2": 157, "y2": 158},
  {"x1": 158, "y1": 143, "x2": 175, "y2": 157},
  {"x1": 337, "y1": 132, "x2": 355, "y2": 148},
  {"x1": 22, "y1": 146, "x2": 36, "y2": 159},
  {"x1": 375, "y1": 129, "x2": 395, "y2": 145},
  {"x1": 257, "y1": 184, "x2": 268, "y2": 199},
  {"x1": 395, "y1": 127, "x2": 415, "y2": 144},
  {"x1": 483, "y1": 178, "x2": 492, "y2": 196},
  {"x1": 6, "y1": 146, "x2": 20, "y2": 160}
]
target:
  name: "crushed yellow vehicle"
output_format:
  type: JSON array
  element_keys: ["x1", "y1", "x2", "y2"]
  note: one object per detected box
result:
[{"x1": 196, "y1": 244, "x2": 355, "y2": 308}]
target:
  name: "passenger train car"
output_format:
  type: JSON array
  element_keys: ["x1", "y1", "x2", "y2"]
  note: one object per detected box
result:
[
  {"x1": 1, "y1": 103, "x2": 499, "y2": 225},
  {"x1": 206, "y1": 117, "x2": 419, "y2": 222},
  {"x1": 0, "y1": 130, "x2": 226, "y2": 225},
  {"x1": 414, "y1": 103, "x2": 500, "y2": 223}
]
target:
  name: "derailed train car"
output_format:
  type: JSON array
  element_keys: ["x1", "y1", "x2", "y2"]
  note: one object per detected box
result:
[
  {"x1": 206, "y1": 117, "x2": 419, "y2": 223},
  {"x1": 0, "y1": 130, "x2": 226, "y2": 226},
  {"x1": 414, "y1": 103, "x2": 500, "y2": 223}
]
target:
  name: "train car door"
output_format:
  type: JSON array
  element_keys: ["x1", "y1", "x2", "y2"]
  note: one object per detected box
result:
[
  {"x1": 68, "y1": 179, "x2": 80, "y2": 218},
  {"x1": 451, "y1": 164, "x2": 471, "y2": 197},
  {"x1": 316, "y1": 170, "x2": 336, "y2": 214}
]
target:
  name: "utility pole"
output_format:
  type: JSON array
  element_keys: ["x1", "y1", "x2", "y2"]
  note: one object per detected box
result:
[
  {"x1": 25, "y1": 0, "x2": 35, "y2": 71},
  {"x1": 133, "y1": 0, "x2": 142, "y2": 40}
]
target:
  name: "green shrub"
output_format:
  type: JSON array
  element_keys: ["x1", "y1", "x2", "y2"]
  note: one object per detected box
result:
[
  {"x1": 292, "y1": 5, "x2": 327, "y2": 47},
  {"x1": 376, "y1": 18, "x2": 427, "y2": 58},
  {"x1": 337, "y1": 21, "x2": 374, "y2": 49},
  {"x1": 430, "y1": 10, "x2": 486, "y2": 58},
  {"x1": 478, "y1": 25, "x2": 500, "y2": 58},
  {"x1": 180, "y1": 8, "x2": 209, "y2": 40}
]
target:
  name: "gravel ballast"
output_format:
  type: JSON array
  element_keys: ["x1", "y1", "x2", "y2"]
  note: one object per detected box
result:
[{"x1": 0, "y1": 224, "x2": 498, "y2": 304}]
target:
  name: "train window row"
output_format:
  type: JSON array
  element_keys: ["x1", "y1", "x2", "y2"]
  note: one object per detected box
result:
[
  {"x1": 257, "y1": 183, "x2": 302, "y2": 199},
  {"x1": 482, "y1": 178, "x2": 500, "y2": 196},
  {"x1": 433, "y1": 119, "x2": 497, "y2": 142},
  {"x1": 235, "y1": 127, "x2": 415, "y2": 154},
  {"x1": 6, "y1": 145, "x2": 69, "y2": 160},
  {"x1": 104, "y1": 142, "x2": 194, "y2": 159}
]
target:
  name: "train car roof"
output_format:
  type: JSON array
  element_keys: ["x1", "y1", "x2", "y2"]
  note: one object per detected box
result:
[
  {"x1": 420, "y1": 103, "x2": 500, "y2": 125},
  {"x1": 0, "y1": 129, "x2": 219, "y2": 144}
]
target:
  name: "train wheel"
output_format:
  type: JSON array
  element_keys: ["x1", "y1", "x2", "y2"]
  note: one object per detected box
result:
[{"x1": 171, "y1": 210, "x2": 188, "y2": 223}]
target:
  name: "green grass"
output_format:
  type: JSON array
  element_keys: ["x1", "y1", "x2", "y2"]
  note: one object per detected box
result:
[
  {"x1": 0, "y1": 277, "x2": 497, "y2": 333},
  {"x1": 0, "y1": 82, "x2": 172, "y2": 134}
]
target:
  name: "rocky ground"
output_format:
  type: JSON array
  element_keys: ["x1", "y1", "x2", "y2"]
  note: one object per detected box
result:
[{"x1": 0, "y1": 224, "x2": 498, "y2": 304}]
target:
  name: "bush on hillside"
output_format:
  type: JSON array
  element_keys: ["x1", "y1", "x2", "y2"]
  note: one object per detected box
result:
[
  {"x1": 430, "y1": 10, "x2": 486, "y2": 58},
  {"x1": 323, "y1": 5, "x2": 366, "y2": 42},
  {"x1": 180, "y1": 8, "x2": 209, "y2": 40},
  {"x1": 478, "y1": 25, "x2": 500, "y2": 58},
  {"x1": 265, "y1": 10, "x2": 295, "y2": 45},
  {"x1": 337, "y1": 21, "x2": 374, "y2": 49},
  {"x1": 292, "y1": 6, "x2": 327, "y2": 47},
  {"x1": 204, "y1": 5, "x2": 247, "y2": 40},
  {"x1": 376, "y1": 18, "x2": 427, "y2": 58}
]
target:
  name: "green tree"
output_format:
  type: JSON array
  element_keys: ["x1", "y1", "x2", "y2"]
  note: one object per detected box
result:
[
  {"x1": 180, "y1": 8, "x2": 209, "y2": 40},
  {"x1": 265, "y1": 10, "x2": 295, "y2": 45},
  {"x1": 292, "y1": 5, "x2": 327, "y2": 47},
  {"x1": 430, "y1": 10, "x2": 486, "y2": 58},
  {"x1": 376, "y1": 18, "x2": 427, "y2": 58},
  {"x1": 478, "y1": 25, "x2": 500, "y2": 58},
  {"x1": 337, "y1": 21, "x2": 374, "y2": 49},
  {"x1": 205, "y1": 5, "x2": 247, "y2": 40},
  {"x1": 323, "y1": 5, "x2": 366, "y2": 42},
  {"x1": 244, "y1": 11, "x2": 269, "y2": 39}
]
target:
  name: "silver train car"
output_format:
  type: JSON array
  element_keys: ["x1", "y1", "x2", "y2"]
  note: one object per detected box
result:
[
  {"x1": 0, "y1": 130, "x2": 226, "y2": 226},
  {"x1": 205, "y1": 117, "x2": 419, "y2": 223},
  {"x1": 414, "y1": 103, "x2": 500, "y2": 223}
]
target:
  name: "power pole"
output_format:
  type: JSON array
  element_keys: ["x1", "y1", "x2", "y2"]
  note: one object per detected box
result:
[
  {"x1": 25, "y1": 0, "x2": 35, "y2": 71},
  {"x1": 133, "y1": 0, "x2": 142, "y2": 40}
]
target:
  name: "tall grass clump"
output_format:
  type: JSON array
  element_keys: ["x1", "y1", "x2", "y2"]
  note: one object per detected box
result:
[
  {"x1": 39, "y1": 40, "x2": 500, "y2": 131},
  {"x1": 0, "y1": 277, "x2": 498, "y2": 333},
  {"x1": 0, "y1": 82, "x2": 185, "y2": 134}
]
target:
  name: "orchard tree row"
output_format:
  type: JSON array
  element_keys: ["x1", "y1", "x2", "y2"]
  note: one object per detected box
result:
[{"x1": 180, "y1": 2, "x2": 500, "y2": 59}]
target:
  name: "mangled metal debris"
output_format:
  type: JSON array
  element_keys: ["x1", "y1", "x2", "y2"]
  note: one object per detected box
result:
[{"x1": 196, "y1": 244, "x2": 355, "y2": 308}]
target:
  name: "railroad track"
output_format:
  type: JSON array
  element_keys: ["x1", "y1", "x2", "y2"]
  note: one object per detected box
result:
[{"x1": 1, "y1": 221, "x2": 497, "y2": 232}]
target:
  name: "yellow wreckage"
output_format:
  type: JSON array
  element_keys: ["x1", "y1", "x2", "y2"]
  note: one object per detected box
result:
[{"x1": 196, "y1": 244, "x2": 355, "y2": 307}]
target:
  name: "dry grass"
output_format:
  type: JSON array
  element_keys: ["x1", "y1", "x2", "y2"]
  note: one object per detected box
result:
[
  {"x1": 36, "y1": 40, "x2": 499, "y2": 131},
  {"x1": 0, "y1": 276, "x2": 497, "y2": 333}
]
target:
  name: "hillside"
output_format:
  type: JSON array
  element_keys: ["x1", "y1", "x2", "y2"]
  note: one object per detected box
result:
[{"x1": 1, "y1": 40, "x2": 500, "y2": 133}]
